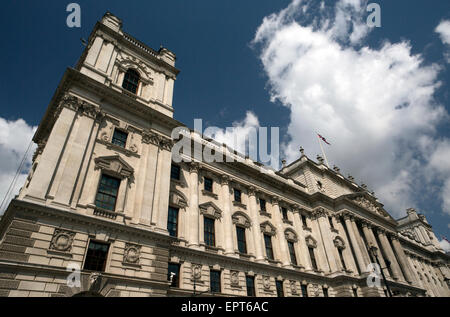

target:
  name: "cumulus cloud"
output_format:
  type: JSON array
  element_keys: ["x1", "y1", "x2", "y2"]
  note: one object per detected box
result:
[
  {"x1": 252, "y1": 0, "x2": 450, "y2": 217},
  {"x1": 0, "y1": 118, "x2": 36, "y2": 214},
  {"x1": 439, "y1": 238, "x2": 450, "y2": 253},
  {"x1": 436, "y1": 20, "x2": 450, "y2": 62}
]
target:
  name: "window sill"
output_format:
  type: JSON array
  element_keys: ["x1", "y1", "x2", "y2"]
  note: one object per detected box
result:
[
  {"x1": 331, "y1": 228, "x2": 339, "y2": 234},
  {"x1": 259, "y1": 211, "x2": 271, "y2": 218},
  {"x1": 232, "y1": 201, "x2": 247, "y2": 209},
  {"x1": 282, "y1": 219, "x2": 293, "y2": 225},
  {"x1": 202, "y1": 190, "x2": 218, "y2": 199},
  {"x1": 97, "y1": 138, "x2": 140, "y2": 158},
  {"x1": 302, "y1": 226, "x2": 312, "y2": 232}
]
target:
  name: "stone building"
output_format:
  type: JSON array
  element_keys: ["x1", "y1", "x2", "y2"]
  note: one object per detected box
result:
[{"x1": 0, "y1": 12, "x2": 449, "y2": 297}]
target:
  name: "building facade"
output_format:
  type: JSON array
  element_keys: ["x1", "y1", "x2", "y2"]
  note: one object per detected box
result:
[{"x1": 0, "y1": 13, "x2": 449, "y2": 297}]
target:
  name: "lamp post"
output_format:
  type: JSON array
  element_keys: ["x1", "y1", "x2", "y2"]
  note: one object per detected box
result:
[{"x1": 369, "y1": 245, "x2": 393, "y2": 297}]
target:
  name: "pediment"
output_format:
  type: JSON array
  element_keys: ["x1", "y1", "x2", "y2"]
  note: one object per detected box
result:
[
  {"x1": 94, "y1": 155, "x2": 134, "y2": 179},
  {"x1": 260, "y1": 221, "x2": 277, "y2": 236},
  {"x1": 169, "y1": 190, "x2": 188, "y2": 209},
  {"x1": 199, "y1": 202, "x2": 222, "y2": 219},
  {"x1": 344, "y1": 193, "x2": 394, "y2": 221},
  {"x1": 232, "y1": 211, "x2": 251, "y2": 228}
]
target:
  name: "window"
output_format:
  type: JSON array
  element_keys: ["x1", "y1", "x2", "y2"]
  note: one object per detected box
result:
[
  {"x1": 353, "y1": 288, "x2": 358, "y2": 297},
  {"x1": 281, "y1": 207, "x2": 288, "y2": 220},
  {"x1": 301, "y1": 214, "x2": 308, "y2": 227},
  {"x1": 122, "y1": 68, "x2": 140, "y2": 94},
  {"x1": 276, "y1": 281, "x2": 284, "y2": 297},
  {"x1": 167, "y1": 207, "x2": 179, "y2": 237},
  {"x1": 83, "y1": 241, "x2": 110, "y2": 272},
  {"x1": 234, "y1": 189, "x2": 242, "y2": 203},
  {"x1": 236, "y1": 226, "x2": 247, "y2": 254},
  {"x1": 301, "y1": 284, "x2": 308, "y2": 297},
  {"x1": 204, "y1": 177, "x2": 213, "y2": 192},
  {"x1": 259, "y1": 198, "x2": 266, "y2": 211},
  {"x1": 264, "y1": 234, "x2": 274, "y2": 260},
  {"x1": 111, "y1": 129, "x2": 128, "y2": 148},
  {"x1": 246, "y1": 276, "x2": 255, "y2": 297},
  {"x1": 95, "y1": 174, "x2": 120, "y2": 211},
  {"x1": 210, "y1": 270, "x2": 221, "y2": 293},
  {"x1": 328, "y1": 216, "x2": 334, "y2": 229},
  {"x1": 171, "y1": 164, "x2": 181, "y2": 180},
  {"x1": 287, "y1": 241, "x2": 297, "y2": 266},
  {"x1": 323, "y1": 287, "x2": 329, "y2": 297},
  {"x1": 338, "y1": 248, "x2": 346, "y2": 270},
  {"x1": 308, "y1": 247, "x2": 318, "y2": 270},
  {"x1": 204, "y1": 217, "x2": 215, "y2": 247},
  {"x1": 383, "y1": 289, "x2": 388, "y2": 297},
  {"x1": 168, "y1": 263, "x2": 180, "y2": 287}
]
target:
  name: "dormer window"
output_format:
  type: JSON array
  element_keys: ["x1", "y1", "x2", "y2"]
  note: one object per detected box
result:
[
  {"x1": 122, "y1": 68, "x2": 140, "y2": 94},
  {"x1": 112, "y1": 129, "x2": 128, "y2": 148}
]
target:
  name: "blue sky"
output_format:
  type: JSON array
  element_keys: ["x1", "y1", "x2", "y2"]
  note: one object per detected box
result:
[{"x1": 0, "y1": 1, "x2": 449, "y2": 247}]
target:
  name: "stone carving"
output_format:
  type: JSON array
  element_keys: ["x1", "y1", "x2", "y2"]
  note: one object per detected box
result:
[
  {"x1": 169, "y1": 191, "x2": 188, "y2": 208},
  {"x1": 232, "y1": 212, "x2": 251, "y2": 228},
  {"x1": 350, "y1": 196, "x2": 388, "y2": 218},
  {"x1": 260, "y1": 221, "x2": 277, "y2": 236},
  {"x1": 290, "y1": 281, "x2": 297, "y2": 294},
  {"x1": 263, "y1": 276, "x2": 271, "y2": 290},
  {"x1": 333, "y1": 236, "x2": 346, "y2": 250},
  {"x1": 50, "y1": 229, "x2": 75, "y2": 252},
  {"x1": 199, "y1": 202, "x2": 222, "y2": 219},
  {"x1": 305, "y1": 235, "x2": 317, "y2": 248},
  {"x1": 123, "y1": 243, "x2": 141, "y2": 264},
  {"x1": 192, "y1": 264, "x2": 202, "y2": 280},
  {"x1": 94, "y1": 155, "x2": 134, "y2": 180},
  {"x1": 284, "y1": 229, "x2": 298, "y2": 242},
  {"x1": 230, "y1": 271, "x2": 240, "y2": 287},
  {"x1": 312, "y1": 284, "x2": 321, "y2": 297}
]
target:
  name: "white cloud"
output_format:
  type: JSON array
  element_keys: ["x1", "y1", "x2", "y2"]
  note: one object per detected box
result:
[
  {"x1": 253, "y1": 0, "x2": 450, "y2": 218},
  {"x1": 0, "y1": 118, "x2": 36, "y2": 214},
  {"x1": 439, "y1": 238, "x2": 450, "y2": 253},
  {"x1": 435, "y1": 20, "x2": 450, "y2": 62}
]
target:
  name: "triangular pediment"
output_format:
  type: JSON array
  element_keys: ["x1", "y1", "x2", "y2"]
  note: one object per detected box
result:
[
  {"x1": 343, "y1": 192, "x2": 394, "y2": 221},
  {"x1": 94, "y1": 155, "x2": 134, "y2": 178}
]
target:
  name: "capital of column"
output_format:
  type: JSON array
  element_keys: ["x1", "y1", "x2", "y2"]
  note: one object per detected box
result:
[
  {"x1": 313, "y1": 207, "x2": 327, "y2": 219},
  {"x1": 247, "y1": 186, "x2": 257, "y2": 197},
  {"x1": 188, "y1": 162, "x2": 201, "y2": 173},
  {"x1": 221, "y1": 174, "x2": 231, "y2": 185},
  {"x1": 271, "y1": 195, "x2": 280, "y2": 205}
]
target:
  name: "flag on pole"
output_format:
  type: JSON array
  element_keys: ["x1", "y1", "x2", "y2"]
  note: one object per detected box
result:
[{"x1": 317, "y1": 133, "x2": 331, "y2": 145}]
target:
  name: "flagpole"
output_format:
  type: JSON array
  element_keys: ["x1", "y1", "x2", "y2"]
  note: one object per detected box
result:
[{"x1": 316, "y1": 132, "x2": 330, "y2": 168}]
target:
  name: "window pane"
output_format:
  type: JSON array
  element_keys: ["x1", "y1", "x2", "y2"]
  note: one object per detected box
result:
[
  {"x1": 236, "y1": 226, "x2": 247, "y2": 254},
  {"x1": 171, "y1": 165, "x2": 181, "y2": 180},
  {"x1": 309, "y1": 247, "x2": 318, "y2": 270},
  {"x1": 260, "y1": 199, "x2": 266, "y2": 211},
  {"x1": 276, "y1": 281, "x2": 284, "y2": 297},
  {"x1": 288, "y1": 241, "x2": 297, "y2": 266},
  {"x1": 204, "y1": 177, "x2": 213, "y2": 192},
  {"x1": 168, "y1": 263, "x2": 180, "y2": 287},
  {"x1": 264, "y1": 234, "x2": 274, "y2": 260},
  {"x1": 167, "y1": 207, "x2": 179, "y2": 237},
  {"x1": 301, "y1": 284, "x2": 308, "y2": 297},
  {"x1": 282, "y1": 207, "x2": 288, "y2": 220},
  {"x1": 95, "y1": 174, "x2": 120, "y2": 211},
  {"x1": 246, "y1": 276, "x2": 255, "y2": 297},
  {"x1": 122, "y1": 69, "x2": 140, "y2": 94},
  {"x1": 204, "y1": 217, "x2": 215, "y2": 247},
  {"x1": 234, "y1": 189, "x2": 241, "y2": 202},
  {"x1": 83, "y1": 241, "x2": 110, "y2": 272},
  {"x1": 112, "y1": 129, "x2": 128, "y2": 148},
  {"x1": 210, "y1": 270, "x2": 221, "y2": 293},
  {"x1": 323, "y1": 287, "x2": 329, "y2": 297}
]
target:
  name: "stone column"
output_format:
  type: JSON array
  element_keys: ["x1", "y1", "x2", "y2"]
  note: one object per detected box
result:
[
  {"x1": 292, "y1": 208, "x2": 311, "y2": 270},
  {"x1": 272, "y1": 197, "x2": 290, "y2": 267},
  {"x1": 334, "y1": 216, "x2": 358, "y2": 274},
  {"x1": 364, "y1": 224, "x2": 390, "y2": 278},
  {"x1": 343, "y1": 214, "x2": 368, "y2": 273},
  {"x1": 150, "y1": 145, "x2": 165, "y2": 227},
  {"x1": 155, "y1": 143, "x2": 173, "y2": 233},
  {"x1": 248, "y1": 187, "x2": 264, "y2": 262},
  {"x1": 314, "y1": 208, "x2": 339, "y2": 273},
  {"x1": 221, "y1": 175, "x2": 235, "y2": 256},
  {"x1": 376, "y1": 229, "x2": 403, "y2": 281},
  {"x1": 187, "y1": 163, "x2": 200, "y2": 248},
  {"x1": 349, "y1": 219, "x2": 372, "y2": 270},
  {"x1": 309, "y1": 216, "x2": 330, "y2": 273},
  {"x1": 390, "y1": 236, "x2": 415, "y2": 284}
]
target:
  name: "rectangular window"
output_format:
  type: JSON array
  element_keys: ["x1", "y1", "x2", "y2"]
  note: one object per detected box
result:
[
  {"x1": 353, "y1": 288, "x2": 358, "y2": 297},
  {"x1": 204, "y1": 177, "x2": 213, "y2": 192},
  {"x1": 276, "y1": 280, "x2": 284, "y2": 297},
  {"x1": 308, "y1": 247, "x2": 318, "y2": 270},
  {"x1": 246, "y1": 276, "x2": 255, "y2": 297},
  {"x1": 168, "y1": 263, "x2": 180, "y2": 287},
  {"x1": 323, "y1": 287, "x2": 329, "y2": 297},
  {"x1": 301, "y1": 214, "x2": 308, "y2": 227},
  {"x1": 338, "y1": 248, "x2": 346, "y2": 270},
  {"x1": 301, "y1": 284, "x2": 308, "y2": 297},
  {"x1": 281, "y1": 207, "x2": 288, "y2": 220},
  {"x1": 234, "y1": 189, "x2": 241, "y2": 203},
  {"x1": 259, "y1": 198, "x2": 266, "y2": 211},
  {"x1": 236, "y1": 226, "x2": 247, "y2": 254},
  {"x1": 328, "y1": 216, "x2": 334, "y2": 229},
  {"x1": 287, "y1": 241, "x2": 297, "y2": 266},
  {"x1": 111, "y1": 129, "x2": 128, "y2": 148},
  {"x1": 171, "y1": 164, "x2": 181, "y2": 180},
  {"x1": 83, "y1": 241, "x2": 110, "y2": 272},
  {"x1": 204, "y1": 217, "x2": 215, "y2": 247},
  {"x1": 264, "y1": 234, "x2": 274, "y2": 260},
  {"x1": 210, "y1": 270, "x2": 221, "y2": 293},
  {"x1": 95, "y1": 174, "x2": 120, "y2": 211},
  {"x1": 167, "y1": 207, "x2": 179, "y2": 237}
]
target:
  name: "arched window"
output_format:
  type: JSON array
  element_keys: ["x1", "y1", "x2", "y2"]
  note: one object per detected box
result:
[{"x1": 122, "y1": 68, "x2": 140, "y2": 94}]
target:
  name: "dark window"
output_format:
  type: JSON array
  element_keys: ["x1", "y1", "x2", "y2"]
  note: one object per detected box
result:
[
  {"x1": 323, "y1": 287, "x2": 329, "y2": 297},
  {"x1": 246, "y1": 276, "x2": 255, "y2": 297},
  {"x1": 287, "y1": 241, "x2": 297, "y2": 266},
  {"x1": 95, "y1": 174, "x2": 120, "y2": 211},
  {"x1": 301, "y1": 214, "x2": 308, "y2": 227},
  {"x1": 281, "y1": 207, "x2": 288, "y2": 220},
  {"x1": 122, "y1": 68, "x2": 140, "y2": 94},
  {"x1": 301, "y1": 284, "x2": 308, "y2": 297},
  {"x1": 167, "y1": 207, "x2": 179, "y2": 237},
  {"x1": 338, "y1": 248, "x2": 346, "y2": 270},
  {"x1": 308, "y1": 247, "x2": 318, "y2": 270},
  {"x1": 83, "y1": 241, "x2": 110, "y2": 272},
  {"x1": 210, "y1": 270, "x2": 221, "y2": 293},
  {"x1": 276, "y1": 281, "x2": 284, "y2": 297},
  {"x1": 328, "y1": 216, "x2": 334, "y2": 229},
  {"x1": 383, "y1": 289, "x2": 388, "y2": 297},
  {"x1": 171, "y1": 164, "x2": 181, "y2": 180},
  {"x1": 259, "y1": 198, "x2": 266, "y2": 211},
  {"x1": 236, "y1": 226, "x2": 247, "y2": 254},
  {"x1": 234, "y1": 189, "x2": 241, "y2": 203},
  {"x1": 204, "y1": 177, "x2": 213, "y2": 192},
  {"x1": 353, "y1": 288, "x2": 358, "y2": 297},
  {"x1": 168, "y1": 263, "x2": 180, "y2": 287},
  {"x1": 204, "y1": 217, "x2": 215, "y2": 247},
  {"x1": 111, "y1": 129, "x2": 128, "y2": 148},
  {"x1": 264, "y1": 234, "x2": 274, "y2": 260}
]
